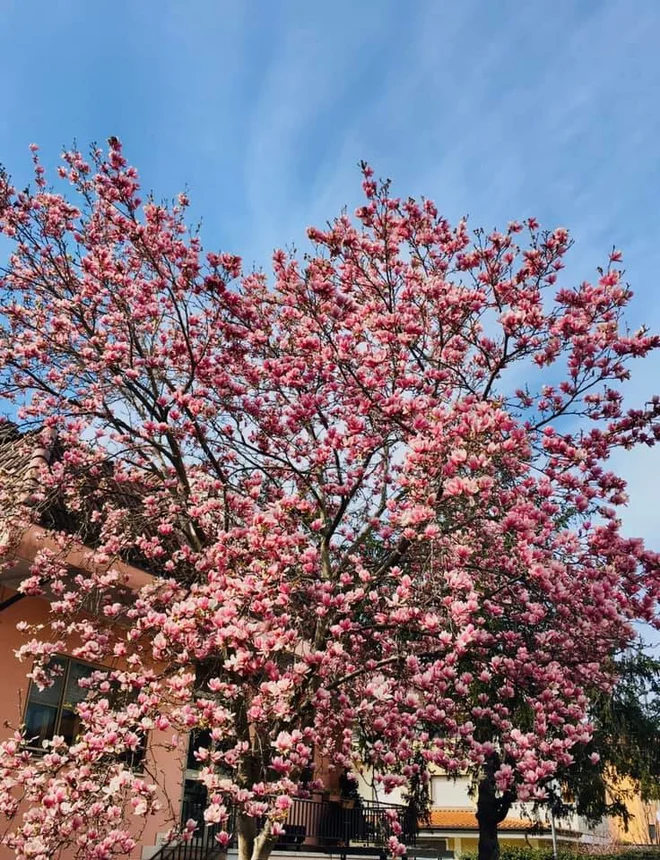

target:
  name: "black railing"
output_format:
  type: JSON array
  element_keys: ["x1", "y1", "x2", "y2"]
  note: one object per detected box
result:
[
  {"x1": 146, "y1": 827, "x2": 216, "y2": 860},
  {"x1": 148, "y1": 801, "x2": 228, "y2": 860},
  {"x1": 311, "y1": 797, "x2": 417, "y2": 849},
  {"x1": 149, "y1": 796, "x2": 416, "y2": 860}
]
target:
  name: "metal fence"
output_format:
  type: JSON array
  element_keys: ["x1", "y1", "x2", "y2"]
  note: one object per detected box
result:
[{"x1": 149, "y1": 796, "x2": 416, "y2": 860}]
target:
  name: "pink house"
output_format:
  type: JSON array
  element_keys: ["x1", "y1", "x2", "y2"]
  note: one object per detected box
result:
[{"x1": 0, "y1": 425, "x2": 188, "y2": 859}]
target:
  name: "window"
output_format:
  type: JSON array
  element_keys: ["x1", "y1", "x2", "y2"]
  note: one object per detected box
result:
[
  {"x1": 182, "y1": 778, "x2": 208, "y2": 818},
  {"x1": 24, "y1": 657, "x2": 93, "y2": 747},
  {"x1": 187, "y1": 728, "x2": 213, "y2": 770},
  {"x1": 24, "y1": 656, "x2": 146, "y2": 769}
]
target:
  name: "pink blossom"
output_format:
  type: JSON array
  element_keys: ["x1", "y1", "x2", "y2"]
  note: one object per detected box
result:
[{"x1": 0, "y1": 143, "x2": 657, "y2": 860}]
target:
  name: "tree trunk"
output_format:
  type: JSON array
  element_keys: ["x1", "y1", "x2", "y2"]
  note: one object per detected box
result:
[
  {"x1": 252, "y1": 820, "x2": 276, "y2": 860},
  {"x1": 476, "y1": 755, "x2": 515, "y2": 860},
  {"x1": 236, "y1": 747, "x2": 278, "y2": 860},
  {"x1": 237, "y1": 812, "x2": 257, "y2": 860},
  {"x1": 476, "y1": 812, "x2": 500, "y2": 860},
  {"x1": 237, "y1": 811, "x2": 276, "y2": 860}
]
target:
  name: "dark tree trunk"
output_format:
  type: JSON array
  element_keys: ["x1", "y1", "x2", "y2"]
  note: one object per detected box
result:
[
  {"x1": 476, "y1": 812, "x2": 500, "y2": 860},
  {"x1": 476, "y1": 755, "x2": 515, "y2": 860}
]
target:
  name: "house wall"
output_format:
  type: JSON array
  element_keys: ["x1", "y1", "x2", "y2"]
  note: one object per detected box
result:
[
  {"x1": 608, "y1": 784, "x2": 660, "y2": 846},
  {"x1": 0, "y1": 586, "x2": 186, "y2": 860},
  {"x1": 416, "y1": 832, "x2": 553, "y2": 858},
  {"x1": 430, "y1": 776, "x2": 473, "y2": 809},
  {"x1": 355, "y1": 768, "x2": 406, "y2": 806}
]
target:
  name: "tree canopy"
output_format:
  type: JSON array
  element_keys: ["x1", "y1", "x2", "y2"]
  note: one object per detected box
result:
[{"x1": 0, "y1": 141, "x2": 658, "y2": 860}]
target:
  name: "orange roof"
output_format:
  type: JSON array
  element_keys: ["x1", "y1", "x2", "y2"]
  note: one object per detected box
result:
[{"x1": 424, "y1": 809, "x2": 544, "y2": 833}]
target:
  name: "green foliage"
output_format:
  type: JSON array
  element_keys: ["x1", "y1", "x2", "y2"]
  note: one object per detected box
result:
[
  {"x1": 555, "y1": 649, "x2": 660, "y2": 826},
  {"x1": 460, "y1": 850, "x2": 571, "y2": 860},
  {"x1": 460, "y1": 849, "x2": 660, "y2": 860}
]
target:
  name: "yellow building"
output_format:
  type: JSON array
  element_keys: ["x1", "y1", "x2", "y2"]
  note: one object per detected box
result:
[{"x1": 606, "y1": 778, "x2": 660, "y2": 846}]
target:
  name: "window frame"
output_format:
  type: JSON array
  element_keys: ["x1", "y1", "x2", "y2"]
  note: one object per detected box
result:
[{"x1": 23, "y1": 654, "x2": 147, "y2": 771}]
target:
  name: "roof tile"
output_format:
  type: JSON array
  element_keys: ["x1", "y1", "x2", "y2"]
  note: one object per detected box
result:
[{"x1": 424, "y1": 809, "x2": 543, "y2": 832}]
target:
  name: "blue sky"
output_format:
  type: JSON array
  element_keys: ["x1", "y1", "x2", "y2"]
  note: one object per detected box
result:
[{"x1": 1, "y1": 0, "x2": 660, "y2": 553}]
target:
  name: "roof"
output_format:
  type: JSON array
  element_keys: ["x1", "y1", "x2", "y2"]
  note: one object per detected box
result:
[
  {"x1": 424, "y1": 809, "x2": 544, "y2": 833},
  {"x1": 0, "y1": 422, "x2": 52, "y2": 501},
  {"x1": 0, "y1": 422, "x2": 174, "y2": 577},
  {"x1": 422, "y1": 810, "x2": 582, "y2": 840}
]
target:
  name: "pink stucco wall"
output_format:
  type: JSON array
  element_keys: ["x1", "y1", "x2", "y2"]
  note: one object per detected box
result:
[{"x1": 0, "y1": 585, "x2": 187, "y2": 860}]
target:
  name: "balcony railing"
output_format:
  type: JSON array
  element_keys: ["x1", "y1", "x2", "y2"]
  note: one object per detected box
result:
[{"x1": 150, "y1": 796, "x2": 417, "y2": 860}]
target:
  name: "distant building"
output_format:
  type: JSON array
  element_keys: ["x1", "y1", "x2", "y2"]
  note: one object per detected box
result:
[{"x1": 357, "y1": 770, "x2": 658, "y2": 858}]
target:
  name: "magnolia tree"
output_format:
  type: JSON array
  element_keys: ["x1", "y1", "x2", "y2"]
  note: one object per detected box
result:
[{"x1": 0, "y1": 141, "x2": 658, "y2": 860}]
